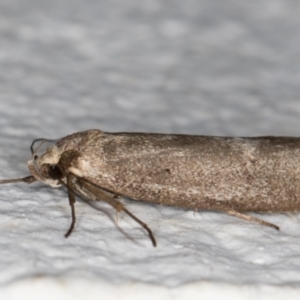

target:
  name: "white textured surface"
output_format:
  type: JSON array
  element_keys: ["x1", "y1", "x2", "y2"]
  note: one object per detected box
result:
[{"x1": 1, "y1": 0, "x2": 300, "y2": 299}]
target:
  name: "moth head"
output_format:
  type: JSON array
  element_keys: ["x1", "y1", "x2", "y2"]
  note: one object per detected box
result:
[{"x1": 28, "y1": 145, "x2": 65, "y2": 187}]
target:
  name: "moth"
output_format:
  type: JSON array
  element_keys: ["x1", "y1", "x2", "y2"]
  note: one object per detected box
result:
[{"x1": 1, "y1": 129, "x2": 299, "y2": 247}]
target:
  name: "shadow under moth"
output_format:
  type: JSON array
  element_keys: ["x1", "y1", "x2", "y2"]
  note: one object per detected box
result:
[{"x1": 1, "y1": 129, "x2": 299, "y2": 247}]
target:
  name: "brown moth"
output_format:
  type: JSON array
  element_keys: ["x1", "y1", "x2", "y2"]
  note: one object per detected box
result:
[{"x1": 1, "y1": 129, "x2": 300, "y2": 247}]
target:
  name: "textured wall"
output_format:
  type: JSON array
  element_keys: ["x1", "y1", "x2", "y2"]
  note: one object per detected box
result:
[{"x1": 0, "y1": 0, "x2": 300, "y2": 299}]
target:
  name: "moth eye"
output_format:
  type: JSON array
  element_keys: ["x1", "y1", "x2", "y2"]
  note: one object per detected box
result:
[
  {"x1": 34, "y1": 155, "x2": 38, "y2": 160},
  {"x1": 48, "y1": 165, "x2": 63, "y2": 180}
]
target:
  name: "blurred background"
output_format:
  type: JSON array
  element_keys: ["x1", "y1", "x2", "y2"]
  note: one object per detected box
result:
[{"x1": 0, "y1": 0, "x2": 299, "y2": 140}]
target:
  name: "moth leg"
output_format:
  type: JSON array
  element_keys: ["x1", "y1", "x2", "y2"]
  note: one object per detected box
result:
[
  {"x1": 97, "y1": 189, "x2": 156, "y2": 247},
  {"x1": 102, "y1": 194, "x2": 156, "y2": 247},
  {"x1": 64, "y1": 174, "x2": 76, "y2": 238},
  {"x1": 121, "y1": 205, "x2": 157, "y2": 247},
  {"x1": 109, "y1": 197, "x2": 122, "y2": 224},
  {"x1": 286, "y1": 212, "x2": 297, "y2": 219},
  {"x1": 112, "y1": 193, "x2": 121, "y2": 223},
  {"x1": 226, "y1": 210, "x2": 279, "y2": 231},
  {"x1": 112, "y1": 194, "x2": 121, "y2": 222},
  {"x1": 104, "y1": 195, "x2": 157, "y2": 247},
  {"x1": 78, "y1": 179, "x2": 157, "y2": 247}
]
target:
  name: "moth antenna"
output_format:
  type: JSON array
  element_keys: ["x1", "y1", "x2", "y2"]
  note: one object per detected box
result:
[
  {"x1": 30, "y1": 138, "x2": 46, "y2": 155},
  {"x1": 30, "y1": 138, "x2": 58, "y2": 155},
  {"x1": 0, "y1": 175, "x2": 36, "y2": 185}
]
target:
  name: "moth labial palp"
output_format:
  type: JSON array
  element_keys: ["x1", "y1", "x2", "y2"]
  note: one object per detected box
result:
[{"x1": 1, "y1": 129, "x2": 300, "y2": 247}]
